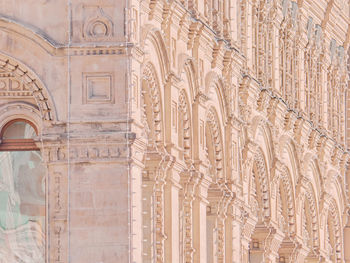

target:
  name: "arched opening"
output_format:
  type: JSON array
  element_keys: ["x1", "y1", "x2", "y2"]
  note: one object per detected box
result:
[
  {"x1": 204, "y1": 108, "x2": 226, "y2": 263},
  {"x1": 248, "y1": 152, "x2": 273, "y2": 263},
  {"x1": 325, "y1": 203, "x2": 342, "y2": 262},
  {"x1": 140, "y1": 62, "x2": 166, "y2": 263},
  {"x1": 0, "y1": 118, "x2": 45, "y2": 262}
]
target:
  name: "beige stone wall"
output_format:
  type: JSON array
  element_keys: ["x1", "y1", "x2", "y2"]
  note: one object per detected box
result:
[
  {"x1": 0, "y1": 1, "x2": 130, "y2": 262},
  {"x1": 0, "y1": 0, "x2": 350, "y2": 262},
  {"x1": 130, "y1": 0, "x2": 350, "y2": 262}
]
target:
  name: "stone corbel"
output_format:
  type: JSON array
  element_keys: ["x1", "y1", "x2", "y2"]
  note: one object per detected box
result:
[
  {"x1": 331, "y1": 146, "x2": 342, "y2": 168},
  {"x1": 307, "y1": 129, "x2": 320, "y2": 150},
  {"x1": 187, "y1": 21, "x2": 203, "y2": 50},
  {"x1": 222, "y1": 50, "x2": 234, "y2": 78},
  {"x1": 284, "y1": 110, "x2": 297, "y2": 132},
  {"x1": 316, "y1": 135, "x2": 327, "y2": 162},
  {"x1": 161, "y1": 2, "x2": 172, "y2": 33},
  {"x1": 256, "y1": 89, "x2": 271, "y2": 113},
  {"x1": 293, "y1": 117, "x2": 304, "y2": 144},
  {"x1": 263, "y1": 227, "x2": 285, "y2": 263},
  {"x1": 290, "y1": 243, "x2": 310, "y2": 263},
  {"x1": 241, "y1": 210, "x2": 258, "y2": 246},
  {"x1": 238, "y1": 75, "x2": 251, "y2": 104},
  {"x1": 267, "y1": 97, "x2": 279, "y2": 125},
  {"x1": 211, "y1": 40, "x2": 225, "y2": 69}
]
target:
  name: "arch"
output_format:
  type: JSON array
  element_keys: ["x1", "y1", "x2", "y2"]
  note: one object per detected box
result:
[
  {"x1": 325, "y1": 199, "x2": 342, "y2": 262},
  {"x1": 178, "y1": 89, "x2": 192, "y2": 161},
  {"x1": 141, "y1": 26, "x2": 169, "y2": 85},
  {"x1": 205, "y1": 107, "x2": 224, "y2": 181},
  {"x1": 250, "y1": 116, "x2": 274, "y2": 172},
  {"x1": 178, "y1": 55, "x2": 198, "y2": 104},
  {"x1": 141, "y1": 62, "x2": 164, "y2": 148},
  {"x1": 304, "y1": 184, "x2": 320, "y2": 251},
  {"x1": 205, "y1": 106, "x2": 232, "y2": 262},
  {"x1": 324, "y1": 169, "x2": 347, "y2": 220},
  {"x1": 295, "y1": 175, "x2": 320, "y2": 255},
  {"x1": 278, "y1": 135, "x2": 300, "y2": 190},
  {"x1": 248, "y1": 148, "x2": 273, "y2": 263},
  {"x1": 0, "y1": 102, "x2": 43, "y2": 132},
  {"x1": 205, "y1": 72, "x2": 228, "y2": 124},
  {"x1": 301, "y1": 153, "x2": 322, "y2": 201},
  {"x1": 279, "y1": 165, "x2": 297, "y2": 234},
  {"x1": 0, "y1": 54, "x2": 56, "y2": 121},
  {"x1": 0, "y1": 17, "x2": 60, "y2": 55},
  {"x1": 251, "y1": 148, "x2": 271, "y2": 220}
]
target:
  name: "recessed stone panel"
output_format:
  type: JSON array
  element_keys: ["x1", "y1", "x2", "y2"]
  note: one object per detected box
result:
[{"x1": 83, "y1": 73, "x2": 114, "y2": 104}]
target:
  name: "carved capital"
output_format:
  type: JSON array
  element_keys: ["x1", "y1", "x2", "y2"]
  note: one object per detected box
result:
[
  {"x1": 267, "y1": 97, "x2": 279, "y2": 124},
  {"x1": 256, "y1": 89, "x2": 271, "y2": 112},
  {"x1": 263, "y1": 227, "x2": 285, "y2": 262},
  {"x1": 284, "y1": 110, "x2": 297, "y2": 131}
]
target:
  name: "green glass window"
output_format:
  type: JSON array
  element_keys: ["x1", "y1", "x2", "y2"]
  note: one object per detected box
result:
[{"x1": 0, "y1": 120, "x2": 45, "y2": 262}]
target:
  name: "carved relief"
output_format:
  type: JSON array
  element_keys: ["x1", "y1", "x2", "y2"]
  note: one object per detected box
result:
[
  {"x1": 46, "y1": 144, "x2": 127, "y2": 163},
  {"x1": 82, "y1": 6, "x2": 113, "y2": 41},
  {"x1": 0, "y1": 58, "x2": 54, "y2": 121},
  {"x1": 82, "y1": 73, "x2": 114, "y2": 104}
]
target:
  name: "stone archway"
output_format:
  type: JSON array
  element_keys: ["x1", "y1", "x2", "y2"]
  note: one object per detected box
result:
[
  {"x1": 140, "y1": 62, "x2": 167, "y2": 263},
  {"x1": 204, "y1": 107, "x2": 233, "y2": 263},
  {"x1": 0, "y1": 55, "x2": 56, "y2": 122},
  {"x1": 248, "y1": 150, "x2": 284, "y2": 263}
]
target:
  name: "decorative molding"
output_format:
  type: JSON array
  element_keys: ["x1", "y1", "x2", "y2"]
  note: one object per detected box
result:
[
  {"x1": 44, "y1": 144, "x2": 127, "y2": 163},
  {"x1": 0, "y1": 57, "x2": 54, "y2": 121},
  {"x1": 82, "y1": 6, "x2": 114, "y2": 41},
  {"x1": 82, "y1": 72, "x2": 114, "y2": 104}
]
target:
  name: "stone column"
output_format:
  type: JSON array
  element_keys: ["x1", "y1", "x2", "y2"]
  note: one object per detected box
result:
[
  {"x1": 164, "y1": 162, "x2": 181, "y2": 263},
  {"x1": 43, "y1": 143, "x2": 69, "y2": 263},
  {"x1": 141, "y1": 152, "x2": 163, "y2": 263},
  {"x1": 230, "y1": 203, "x2": 243, "y2": 263},
  {"x1": 263, "y1": 228, "x2": 285, "y2": 263},
  {"x1": 291, "y1": 244, "x2": 310, "y2": 263},
  {"x1": 193, "y1": 174, "x2": 210, "y2": 263},
  {"x1": 241, "y1": 213, "x2": 257, "y2": 263},
  {"x1": 180, "y1": 167, "x2": 199, "y2": 263}
]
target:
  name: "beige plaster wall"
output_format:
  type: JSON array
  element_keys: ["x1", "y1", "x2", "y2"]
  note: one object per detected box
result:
[{"x1": 0, "y1": 1, "x2": 131, "y2": 262}]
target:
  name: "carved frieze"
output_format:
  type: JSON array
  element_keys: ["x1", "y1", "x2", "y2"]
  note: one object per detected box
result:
[{"x1": 44, "y1": 144, "x2": 127, "y2": 163}]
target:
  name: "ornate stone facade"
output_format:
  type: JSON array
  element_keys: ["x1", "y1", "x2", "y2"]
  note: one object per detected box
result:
[
  {"x1": 0, "y1": 0, "x2": 350, "y2": 262},
  {"x1": 130, "y1": 0, "x2": 350, "y2": 262}
]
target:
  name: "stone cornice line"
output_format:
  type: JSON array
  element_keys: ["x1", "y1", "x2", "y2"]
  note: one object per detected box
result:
[
  {"x1": 172, "y1": 0, "x2": 245, "y2": 57},
  {"x1": 243, "y1": 73, "x2": 350, "y2": 156}
]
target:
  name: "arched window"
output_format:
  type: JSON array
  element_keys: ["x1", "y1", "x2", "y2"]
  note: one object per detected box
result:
[{"x1": 0, "y1": 119, "x2": 45, "y2": 262}]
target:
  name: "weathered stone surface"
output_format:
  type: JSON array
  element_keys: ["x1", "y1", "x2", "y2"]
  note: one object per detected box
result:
[{"x1": 0, "y1": 0, "x2": 349, "y2": 262}]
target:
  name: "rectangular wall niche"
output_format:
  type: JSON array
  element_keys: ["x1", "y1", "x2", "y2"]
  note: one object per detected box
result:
[{"x1": 83, "y1": 72, "x2": 114, "y2": 104}]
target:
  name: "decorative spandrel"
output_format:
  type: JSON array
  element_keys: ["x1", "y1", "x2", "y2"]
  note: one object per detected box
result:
[{"x1": 0, "y1": 151, "x2": 45, "y2": 263}]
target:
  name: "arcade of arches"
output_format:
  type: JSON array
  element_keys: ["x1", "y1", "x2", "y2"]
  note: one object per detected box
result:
[
  {"x1": 130, "y1": 0, "x2": 350, "y2": 263},
  {"x1": 0, "y1": 0, "x2": 350, "y2": 262}
]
